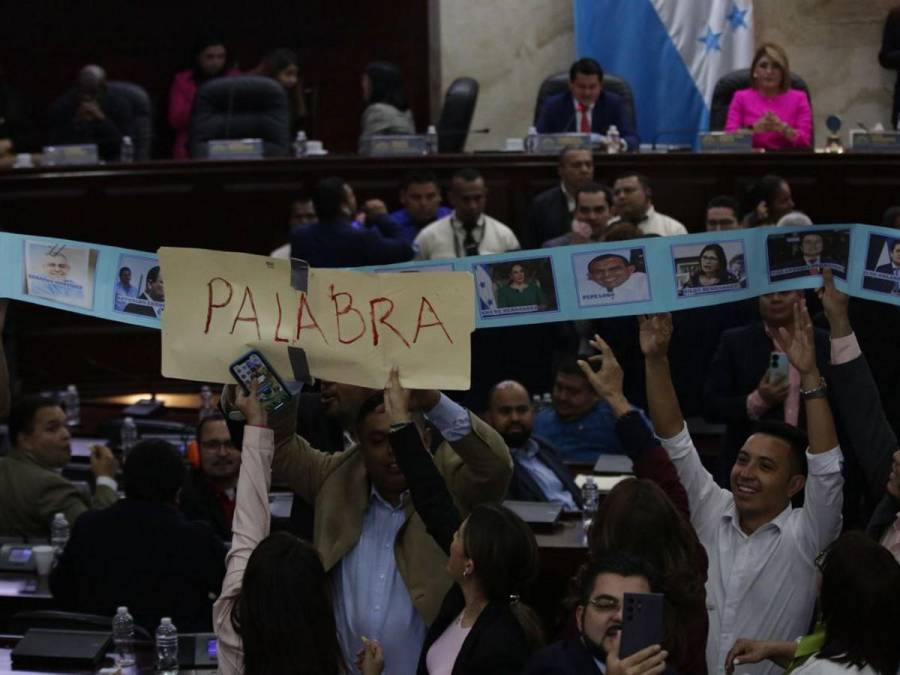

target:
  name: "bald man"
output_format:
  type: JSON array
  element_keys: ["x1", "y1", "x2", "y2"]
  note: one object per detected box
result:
[
  {"x1": 484, "y1": 380, "x2": 582, "y2": 510},
  {"x1": 47, "y1": 64, "x2": 135, "y2": 161}
]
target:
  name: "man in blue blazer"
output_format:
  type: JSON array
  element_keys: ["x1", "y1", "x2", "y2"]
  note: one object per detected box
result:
[{"x1": 536, "y1": 58, "x2": 639, "y2": 151}]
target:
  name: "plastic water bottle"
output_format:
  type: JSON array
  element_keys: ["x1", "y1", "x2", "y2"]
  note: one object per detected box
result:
[
  {"x1": 121, "y1": 417, "x2": 138, "y2": 458},
  {"x1": 112, "y1": 606, "x2": 136, "y2": 667},
  {"x1": 64, "y1": 384, "x2": 80, "y2": 427},
  {"x1": 120, "y1": 136, "x2": 134, "y2": 163},
  {"x1": 541, "y1": 392, "x2": 552, "y2": 409},
  {"x1": 606, "y1": 125, "x2": 621, "y2": 154},
  {"x1": 531, "y1": 394, "x2": 541, "y2": 410},
  {"x1": 198, "y1": 385, "x2": 216, "y2": 421},
  {"x1": 293, "y1": 130, "x2": 308, "y2": 158},
  {"x1": 50, "y1": 512, "x2": 69, "y2": 558},
  {"x1": 581, "y1": 477, "x2": 600, "y2": 538},
  {"x1": 425, "y1": 125, "x2": 438, "y2": 155},
  {"x1": 155, "y1": 617, "x2": 179, "y2": 674},
  {"x1": 524, "y1": 126, "x2": 539, "y2": 154}
]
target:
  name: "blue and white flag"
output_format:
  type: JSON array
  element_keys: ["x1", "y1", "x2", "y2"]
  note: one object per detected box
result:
[{"x1": 574, "y1": 0, "x2": 754, "y2": 146}]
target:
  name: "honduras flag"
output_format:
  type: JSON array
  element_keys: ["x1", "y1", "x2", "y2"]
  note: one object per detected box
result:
[{"x1": 574, "y1": 1, "x2": 754, "y2": 147}]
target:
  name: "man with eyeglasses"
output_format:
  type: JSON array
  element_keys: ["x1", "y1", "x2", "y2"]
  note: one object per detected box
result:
[
  {"x1": 524, "y1": 552, "x2": 671, "y2": 674},
  {"x1": 180, "y1": 411, "x2": 242, "y2": 540}
]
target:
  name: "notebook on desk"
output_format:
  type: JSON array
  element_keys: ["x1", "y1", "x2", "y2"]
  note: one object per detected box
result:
[{"x1": 11, "y1": 629, "x2": 110, "y2": 670}]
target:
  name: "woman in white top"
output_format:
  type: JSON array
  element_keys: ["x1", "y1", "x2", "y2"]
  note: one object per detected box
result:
[
  {"x1": 213, "y1": 381, "x2": 382, "y2": 675},
  {"x1": 726, "y1": 531, "x2": 900, "y2": 674}
]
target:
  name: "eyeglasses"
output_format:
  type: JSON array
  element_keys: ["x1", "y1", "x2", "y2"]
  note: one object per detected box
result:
[
  {"x1": 200, "y1": 439, "x2": 237, "y2": 452},
  {"x1": 586, "y1": 596, "x2": 620, "y2": 612}
]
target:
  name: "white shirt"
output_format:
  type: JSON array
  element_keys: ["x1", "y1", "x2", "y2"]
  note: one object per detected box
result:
[
  {"x1": 610, "y1": 206, "x2": 688, "y2": 237},
  {"x1": 578, "y1": 271, "x2": 650, "y2": 305},
  {"x1": 660, "y1": 423, "x2": 843, "y2": 675},
  {"x1": 414, "y1": 213, "x2": 520, "y2": 260},
  {"x1": 791, "y1": 657, "x2": 879, "y2": 675}
]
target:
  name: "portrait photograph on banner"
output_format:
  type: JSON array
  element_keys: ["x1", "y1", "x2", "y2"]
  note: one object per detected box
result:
[
  {"x1": 23, "y1": 240, "x2": 98, "y2": 310},
  {"x1": 113, "y1": 253, "x2": 163, "y2": 317},
  {"x1": 862, "y1": 232, "x2": 900, "y2": 295},
  {"x1": 672, "y1": 240, "x2": 747, "y2": 297},
  {"x1": 474, "y1": 256, "x2": 560, "y2": 320},
  {"x1": 766, "y1": 228, "x2": 850, "y2": 282},
  {"x1": 572, "y1": 247, "x2": 651, "y2": 307}
]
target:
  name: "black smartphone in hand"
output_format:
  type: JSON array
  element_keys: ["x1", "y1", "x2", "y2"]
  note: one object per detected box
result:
[
  {"x1": 228, "y1": 350, "x2": 292, "y2": 413},
  {"x1": 619, "y1": 592, "x2": 665, "y2": 658}
]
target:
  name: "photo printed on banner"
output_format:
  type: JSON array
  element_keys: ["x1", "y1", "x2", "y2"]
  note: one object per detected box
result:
[
  {"x1": 862, "y1": 232, "x2": 900, "y2": 295},
  {"x1": 474, "y1": 256, "x2": 559, "y2": 319},
  {"x1": 23, "y1": 240, "x2": 98, "y2": 310},
  {"x1": 114, "y1": 253, "x2": 164, "y2": 318},
  {"x1": 767, "y1": 228, "x2": 849, "y2": 282},
  {"x1": 573, "y1": 247, "x2": 651, "y2": 307},
  {"x1": 672, "y1": 240, "x2": 747, "y2": 297}
]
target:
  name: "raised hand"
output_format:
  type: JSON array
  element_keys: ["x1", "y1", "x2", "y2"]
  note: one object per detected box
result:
[
  {"x1": 607, "y1": 640, "x2": 667, "y2": 675},
  {"x1": 772, "y1": 299, "x2": 817, "y2": 376},
  {"x1": 235, "y1": 379, "x2": 268, "y2": 428},
  {"x1": 384, "y1": 366, "x2": 411, "y2": 426},
  {"x1": 577, "y1": 336, "x2": 627, "y2": 405},
  {"x1": 817, "y1": 268, "x2": 851, "y2": 338},
  {"x1": 90, "y1": 444, "x2": 119, "y2": 478},
  {"x1": 638, "y1": 313, "x2": 673, "y2": 359}
]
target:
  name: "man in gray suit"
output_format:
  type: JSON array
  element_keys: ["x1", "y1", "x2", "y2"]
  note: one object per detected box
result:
[{"x1": 0, "y1": 396, "x2": 118, "y2": 538}]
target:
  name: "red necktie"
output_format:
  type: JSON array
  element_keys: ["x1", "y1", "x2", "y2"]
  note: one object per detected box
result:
[{"x1": 578, "y1": 103, "x2": 590, "y2": 133}]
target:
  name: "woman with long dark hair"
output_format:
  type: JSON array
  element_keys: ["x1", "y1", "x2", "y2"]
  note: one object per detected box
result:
[
  {"x1": 363, "y1": 368, "x2": 543, "y2": 674},
  {"x1": 683, "y1": 243, "x2": 738, "y2": 290},
  {"x1": 168, "y1": 36, "x2": 237, "y2": 159},
  {"x1": 359, "y1": 61, "x2": 414, "y2": 151},
  {"x1": 250, "y1": 48, "x2": 306, "y2": 135},
  {"x1": 213, "y1": 382, "x2": 348, "y2": 675}
]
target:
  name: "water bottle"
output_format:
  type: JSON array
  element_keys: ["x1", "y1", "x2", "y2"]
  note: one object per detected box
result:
[
  {"x1": 198, "y1": 385, "x2": 216, "y2": 421},
  {"x1": 50, "y1": 512, "x2": 69, "y2": 558},
  {"x1": 121, "y1": 417, "x2": 138, "y2": 458},
  {"x1": 581, "y1": 476, "x2": 600, "y2": 538},
  {"x1": 64, "y1": 384, "x2": 80, "y2": 427},
  {"x1": 425, "y1": 125, "x2": 438, "y2": 155},
  {"x1": 293, "y1": 130, "x2": 308, "y2": 158},
  {"x1": 525, "y1": 126, "x2": 539, "y2": 154},
  {"x1": 120, "y1": 136, "x2": 134, "y2": 163},
  {"x1": 112, "y1": 606, "x2": 136, "y2": 667},
  {"x1": 155, "y1": 617, "x2": 179, "y2": 674},
  {"x1": 541, "y1": 392, "x2": 552, "y2": 409},
  {"x1": 531, "y1": 394, "x2": 541, "y2": 410},
  {"x1": 606, "y1": 125, "x2": 621, "y2": 154}
]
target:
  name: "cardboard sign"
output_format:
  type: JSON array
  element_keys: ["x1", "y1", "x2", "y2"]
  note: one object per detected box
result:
[{"x1": 159, "y1": 248, "x2": 475, "y2": 389}]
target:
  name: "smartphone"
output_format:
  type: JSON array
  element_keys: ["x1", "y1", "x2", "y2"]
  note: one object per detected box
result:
[
  {"x1": 228, "y1": 350, "x2": 292, "y2": 413},
  {"x1": 619, "y1": 592, "x2": 665, "y2": 658},
  {"x1": 767, "y1": 351, "x2": 789, "y2": 384}
]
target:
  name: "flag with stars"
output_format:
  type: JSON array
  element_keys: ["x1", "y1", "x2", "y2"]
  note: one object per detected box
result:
[
  {"x1": 574, "y1": 0, "x2": 754, "y2": 146},
  {"x1": 474, "y1": 264, "x2": 497, "y2": 311}
]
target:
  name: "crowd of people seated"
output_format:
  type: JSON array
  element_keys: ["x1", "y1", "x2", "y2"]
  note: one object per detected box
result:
[{"x1": 3, "y1": 42, "x2": 900, "y2": 675}]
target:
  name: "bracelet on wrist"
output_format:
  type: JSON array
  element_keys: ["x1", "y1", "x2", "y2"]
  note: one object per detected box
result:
[
  {"x1": 390, "y1": 421, "x2": 412, "y2": 433},
  {"x1": 800, "y1": 376, "x2": 827, "y2": 400}
]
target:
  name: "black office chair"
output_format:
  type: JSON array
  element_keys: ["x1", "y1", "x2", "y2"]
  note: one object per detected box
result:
[
  {"x1": 436, "y1": 77, "x2": 479, "y2": 153},
  {"x1": 9, "y1": 611, "x2": 151, "y2": 641},
  {"x1": 107, "y1": 81, "x2": 152, "y2": 161},
  {"x1": 533, "y1": 71, "x2": 637, "y2": 132},
  {"x1": 709, "y1": 68, "x2": 813, "y2": 143},
  {"x1": 189, "y1": 75, "x2": 290, "y2": 158}
]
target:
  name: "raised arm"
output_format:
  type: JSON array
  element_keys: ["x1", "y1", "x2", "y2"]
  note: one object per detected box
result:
[
  {"x1": 385, "y1": 368, "x2": 461, "y2": 554},
  {"x1": 213, "y1": 382, "x2": 273, "y2": 670},
  {"x1": 577, "y1": 335, "x2": 690, "y2": 519}
]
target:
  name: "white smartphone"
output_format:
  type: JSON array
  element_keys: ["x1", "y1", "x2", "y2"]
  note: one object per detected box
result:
[{"x1": 767, "y1": 351, "x2": 789, "y2": 383}]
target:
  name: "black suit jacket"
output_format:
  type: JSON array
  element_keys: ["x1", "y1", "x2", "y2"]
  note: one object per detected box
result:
[
  {"x1": 703, "y1": 321, "x2": 830, "y2": 486},
  {"x1": 50, "y1": 499, "x2": 226, "y2": 633},
  {"x1": 524, "y1": 185, "x2": 571, "y2": 250},
  {"x1": 179, "y1": 469, "x2": 232, "y2": 541},
  {"x1": 47, "y1": 89, "x2": 135, "y2": 161},
  {"x1": 524, "y1": 638, "x2": 601, "y2": 675},
  {"x1": 508, "y1": 436, "x2": 583, "y2": 509},
  {"x1": 535, "y1": 90, "x2": 639, "y2": 149},
  {"x1": 388, "y1": 425, "x2": 531, "y2": 675}
]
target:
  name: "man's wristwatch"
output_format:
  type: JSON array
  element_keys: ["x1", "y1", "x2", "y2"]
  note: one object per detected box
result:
[{"x1": 800, "y1": 376, "x2": 827, "y2": 400}]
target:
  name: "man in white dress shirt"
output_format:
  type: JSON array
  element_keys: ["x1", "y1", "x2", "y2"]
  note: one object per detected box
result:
[
  {"x1": 414, "y1": 168, "x2": 519, "y2": 259},
  {"x1": 609, "y1": 173, "x2": 687, "y2": 237},
  {"x1": 638, "y1": 308, "x2": 843, "y2": 675}
]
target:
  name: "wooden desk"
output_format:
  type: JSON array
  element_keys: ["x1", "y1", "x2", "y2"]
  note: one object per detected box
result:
[{"x1": 0, "y1": 574, "x2": 56, "y2": 633}]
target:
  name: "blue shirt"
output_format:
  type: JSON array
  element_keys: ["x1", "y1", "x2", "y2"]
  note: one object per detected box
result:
[
  {"x1": 532, "y1": 402, "x2": 624, "y2": 464},
  {"x1": 511, "y1": 438, "x2": 577, "y2": 511},
  {"x1": 389, "y1": 206, "x2": 452, "y2": 244}
]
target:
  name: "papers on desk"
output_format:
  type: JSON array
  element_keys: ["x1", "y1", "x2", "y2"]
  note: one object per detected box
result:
[
  {"x1": 574, "y1": 473, "x2": 631, "y2": 493},
  {"x1": 503, "y1": 500, "x2": 563, "y2": 525}
]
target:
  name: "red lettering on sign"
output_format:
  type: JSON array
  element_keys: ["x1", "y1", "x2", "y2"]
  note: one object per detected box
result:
[
  {"x1": 330, "y1": 285, "x2": 366, "y2": 345},
  {"x1": 273, "y1": 292, "x2": 289, "y2": 343},
  {"x1": 229, "y1": 286, "x2": 261, "y2": 339},
  {"x1": 204, "y1": 277, "x2": 233, "y2": 334},
  {"x1": 369, "y1": 297, "x2": 410, "y2": 348},
  {"x1": 412, "y1": 297, "x2": 453, "y2": 344},
  {"x1": 295, "y1": 293, "x2": 328, "y2": 344}
]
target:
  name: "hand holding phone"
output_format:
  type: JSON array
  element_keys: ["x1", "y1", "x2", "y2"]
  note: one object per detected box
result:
[
  {"x1": 234, "y1": 379, "x2": 267, "y2": 428},
  {"x1": 767, "y1": 351, "x2": 789, "y2": 384},
  {"x1": 229, "y1": 350, "x2": 292, "y2": 413},
  {"x1": 619, "y1": 592, "x2": 664, "y2": 658}
]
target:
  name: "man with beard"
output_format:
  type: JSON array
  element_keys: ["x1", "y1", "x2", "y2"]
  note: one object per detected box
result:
[
  {"x1": 524, "y1": 553, "x2": 672, "y2": 674},
  {"x1": 485, "y1": 380, "x2": 581, "y2": 510}
]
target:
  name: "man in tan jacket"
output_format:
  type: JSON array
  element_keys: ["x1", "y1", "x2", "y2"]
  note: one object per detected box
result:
[
  {"x1": 0, "y1": 396, "x2": 118, "y2": 539},
  {"x1": 258, "y1": 383, "x2": 512, "y2": 674}
]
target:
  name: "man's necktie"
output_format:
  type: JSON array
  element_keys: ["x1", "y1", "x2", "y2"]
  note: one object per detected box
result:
[
  {"x1": 578, "y1": 103, "x2": 590, "y2": 133},
  {"x1": 463, "y1": 227, "x2": 479, "y2": 256}
]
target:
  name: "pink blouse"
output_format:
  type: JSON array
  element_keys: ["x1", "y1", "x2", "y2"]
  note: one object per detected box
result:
[
  {"x1": 425, "y1": 613, "x2": 472, "y2": 675},
  {"x1": 725, "y1": 88, "x2": 812, "y2": 150}
]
